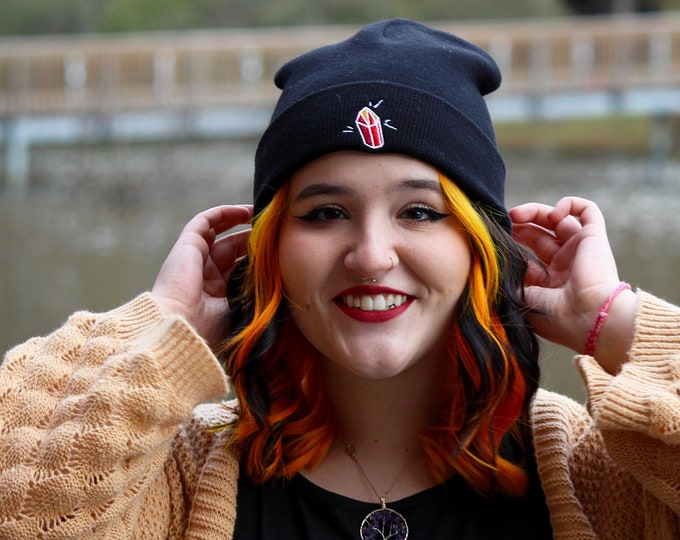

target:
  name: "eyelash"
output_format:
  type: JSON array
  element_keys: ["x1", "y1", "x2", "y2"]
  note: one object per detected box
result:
[
  {"x1": 400, "y1": 205, "x2": 449, "y2": 222},
  {"x1": 296, "y1": 205, "x2": 347, "y2": 223},
  {"x1": 295, "y1": 204, "x2": 449, "y2": 223}
]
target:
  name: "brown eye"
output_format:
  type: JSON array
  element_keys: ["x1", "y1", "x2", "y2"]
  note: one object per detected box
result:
[
  {"x1": 399, "y1": 205, "x2": 448, "y2": 222},
  {"x1": 296, "y1": 206, "x2": 347, "y2": 223}
]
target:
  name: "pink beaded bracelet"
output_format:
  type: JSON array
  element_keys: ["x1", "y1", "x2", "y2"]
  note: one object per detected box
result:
[{"x1": 582, "y1": 281, "x2": 632, "y2": 356}]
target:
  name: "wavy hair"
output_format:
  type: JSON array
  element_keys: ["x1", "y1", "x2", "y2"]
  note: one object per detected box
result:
[
  {"x1": 420, "y1": 174, "x2": 540, "y2": 496},
  {"x1": 220, "y1": 172, "x2": 540, "y2": 496}
]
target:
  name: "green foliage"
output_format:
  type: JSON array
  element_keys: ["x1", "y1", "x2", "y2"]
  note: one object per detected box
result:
[
  {"x1": 2, "y1": 0, "x2": 680, "y2": 36},
  {"x1": 101, "y1": 0, "x2": 197, "y2": 32},
  {"x1": 0, "y1": 0, "x2": 101, "y2": 35}
]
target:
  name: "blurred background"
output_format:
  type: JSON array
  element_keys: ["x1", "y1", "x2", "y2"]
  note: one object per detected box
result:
[{"x1": 2, "y1": 0, "x2": 680, "y2": 401}]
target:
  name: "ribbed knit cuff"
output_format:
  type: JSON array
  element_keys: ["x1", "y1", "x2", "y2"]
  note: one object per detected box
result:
[
  {"x1": 629, "y1": 291, "x2": 680, "y2": 369},
  {"x1": 130, "y1": 314, "x2": 229, "y2": 414},
  {"x1": 578, "y1": 291, "x2": 680, "y2": 440},
  {"x1": 99, "y1": 292, "x2": 167, "y2": 341}
]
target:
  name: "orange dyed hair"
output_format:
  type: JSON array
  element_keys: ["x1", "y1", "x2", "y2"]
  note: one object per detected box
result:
[
  {"x1": 419, "y1": 174, "x2": 535, "y2": 496},
  {"x1": 221, "y1": 172, "x2": 538, "y2": 497},
  {"x1": 222, "y1": 180, "x2": 338, "y2": 478}
]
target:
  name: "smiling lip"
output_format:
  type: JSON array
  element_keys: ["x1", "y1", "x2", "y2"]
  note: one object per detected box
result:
[{"x1": 333, "y1": 285, "x2": 413, "y2": 323}]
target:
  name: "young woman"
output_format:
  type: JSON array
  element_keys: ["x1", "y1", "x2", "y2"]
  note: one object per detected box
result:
[{"x1": 1, "y1": 18, "x2": 679, "y2": 539}]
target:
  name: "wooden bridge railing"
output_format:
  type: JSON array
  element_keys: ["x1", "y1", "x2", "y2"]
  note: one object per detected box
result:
[{"x1": 2, "y1": 14, "x2": 680, "y2": 116}]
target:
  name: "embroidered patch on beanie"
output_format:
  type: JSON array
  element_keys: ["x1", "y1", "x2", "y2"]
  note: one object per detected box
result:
[{"x1": 344, "y1": 101, "x2": 398, "y2": 149}]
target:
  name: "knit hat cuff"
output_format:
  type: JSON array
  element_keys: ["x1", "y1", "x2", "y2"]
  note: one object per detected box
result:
[{"x1": 254, "y1": 81, "x2": 507, "y2": 227}]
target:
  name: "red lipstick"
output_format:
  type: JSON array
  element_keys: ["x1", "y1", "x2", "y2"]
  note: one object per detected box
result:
[{"x1": 333, "y1": 285, "x2": 413, "y2": 323}]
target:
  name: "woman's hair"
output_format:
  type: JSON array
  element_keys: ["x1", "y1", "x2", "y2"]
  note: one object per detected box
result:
[{"x1": 220, "y1": 172, "x2": 540, "y2": 496}]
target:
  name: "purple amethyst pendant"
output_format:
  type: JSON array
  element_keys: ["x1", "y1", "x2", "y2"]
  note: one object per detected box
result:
[{"x1": 360, "y1": 507, "x2": 409, "y2": 540}]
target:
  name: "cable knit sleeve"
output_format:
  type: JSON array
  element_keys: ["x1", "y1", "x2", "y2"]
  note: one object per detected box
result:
[
  {"x1": 577, "y1": 290, "x2": 680, "y2": 518},
  {"x1": 0, "y1": 293, "x2": 230, "y2": 539}
]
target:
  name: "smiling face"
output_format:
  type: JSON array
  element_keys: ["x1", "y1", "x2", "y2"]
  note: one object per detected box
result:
[{"x1": 278, "y1": 151, "x2": 472, "y2": 381}]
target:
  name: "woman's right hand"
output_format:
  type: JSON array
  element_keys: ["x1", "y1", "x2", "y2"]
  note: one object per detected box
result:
[{"x1": 151, "y1": 205, "x2": 252, "y2": 347}]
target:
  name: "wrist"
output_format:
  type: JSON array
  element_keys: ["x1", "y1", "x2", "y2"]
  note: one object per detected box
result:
[
  {"x1": 583, "y1": 282, "x2": 631, "y2": 356},
  {"x1": 583, "y1": 284, "x2": 637, "y2": 374},
  {"x1": 149, "y1": 291, "x2": 191, "y2": 320}
]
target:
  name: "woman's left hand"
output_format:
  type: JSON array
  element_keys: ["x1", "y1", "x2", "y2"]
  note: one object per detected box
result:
[{"x1": 510, "y1": 197, "x2": 637, "y2": 373}]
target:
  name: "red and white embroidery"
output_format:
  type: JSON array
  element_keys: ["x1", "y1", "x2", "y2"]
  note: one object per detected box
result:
[
  {"x1": 355, "y1": 106, "x2": 384, "y2": 149},
  {"x1": 343, "y1": 100, "x2": 397, "y2": 149}
]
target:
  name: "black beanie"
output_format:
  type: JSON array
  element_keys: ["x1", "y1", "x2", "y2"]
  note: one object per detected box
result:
[{"x1": 253, "y1": 18, "x2": 509, "y2": 229}]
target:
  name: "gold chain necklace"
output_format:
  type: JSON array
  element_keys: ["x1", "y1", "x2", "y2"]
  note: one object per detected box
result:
[{"x1": 342, "y1": 438, "x2": 418, "y2": 540}]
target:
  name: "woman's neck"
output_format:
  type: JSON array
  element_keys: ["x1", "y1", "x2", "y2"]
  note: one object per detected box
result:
[
  {"x1": 328, "y1": 368, "x2": 436, "y2": 451},
  {"x1": 301, "y1": 357, "x2": 444, "y2": 502}
]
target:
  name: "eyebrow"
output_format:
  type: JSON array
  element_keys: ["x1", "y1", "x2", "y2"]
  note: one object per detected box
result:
[
  {"x1": 393, "y1": 178, "x2": 442, "y2": 194},
  {"x1": 294, "y1": 183, "x2": 358, "y2": 201},
  {"x1": 293, "y1": 178, "x2": 442, "y2": 202}
]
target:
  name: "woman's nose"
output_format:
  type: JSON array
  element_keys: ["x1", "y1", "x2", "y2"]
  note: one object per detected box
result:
[{"x1": 343, "y1": 224, "x2": 398, "y2": 280}]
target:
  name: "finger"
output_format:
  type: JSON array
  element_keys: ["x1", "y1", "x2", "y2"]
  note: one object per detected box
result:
[
  {"x1": 512, "y1": 200, "x2": 597, "y2": 251},
  {"x1": 524, "y1": 259, "x2": 552, "y2": 289},
  {"x1": 549, "y1": 197, "x2": 606, "y2": 233},
  {"x1": 211, "y1": 205, "x2": 253, "y2": 237},
  {"x1": 183, "y1": 205, "x2": 253, "y2": 240},
  {"x1": 511, "y1": 203, "x2": 563, "y2": 247},
  {"x1": 511, "y1": 200, "x2": 579, "y2": 235},
  {"x1": 176, "y1": 206, "x2": 252, "y2": 268},
  {"x1": 210, "y1": 229, "x2": 251, "y2": 275},
  {"x1": 509, "y1": 202, "x2": 554, "y2": 226},
  {"x1": 512, "y1": 222, "x2": 561, "y2": 265}
]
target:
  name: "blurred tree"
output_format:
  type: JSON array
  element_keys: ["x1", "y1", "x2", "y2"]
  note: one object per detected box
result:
[
  {"x1": 101, "y1": 0, "x2": 196, "y2": 31},
  {"x1": 0, "y1": 0, "x2": 568, "y2": 35},
  {"x1": 0, "y1": 0, "x2": 104, "y2": 35},
  {"x1": 1, "y1": 0, "x2": 679, "y2": 36},
  {"x1": 562, "y1": 0, "x2": 661, "y2": 13}
]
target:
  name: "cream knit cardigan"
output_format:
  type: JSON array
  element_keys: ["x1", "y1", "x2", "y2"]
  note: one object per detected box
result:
[{"x1": 1, "y1": 291, "x2": 679, "y2": 539}]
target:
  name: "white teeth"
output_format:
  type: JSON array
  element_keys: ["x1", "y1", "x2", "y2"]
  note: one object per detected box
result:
[
  {"x1": 342, "y1": 293, "x2": 407, "y2": 311},
  {"x1": 373, "y1": 295, "x2": 387, "y2": 310}
]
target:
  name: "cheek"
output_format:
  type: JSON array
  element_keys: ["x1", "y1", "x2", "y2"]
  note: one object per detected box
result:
[
  {"x1": 279, "y1": 253, "x2": 305, "y2": 306},
  {"x1": 424, "y1": 234, "x2": 471, "y2": 286},
  {"x1": 278, "y1": 228, "x2": 325, "y2": 308},
  {"x1": 278, "y1": 232, "x2": 299, "y2": 305}
]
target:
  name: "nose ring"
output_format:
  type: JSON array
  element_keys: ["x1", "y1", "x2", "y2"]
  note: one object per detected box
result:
[{"x1": 361, "y1": 257, "x2": 394, "y2": 282}]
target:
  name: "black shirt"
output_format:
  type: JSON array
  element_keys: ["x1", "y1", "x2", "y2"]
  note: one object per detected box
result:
[{"x1": 233, "y1": 463, "x2": 553, "y2": 539}]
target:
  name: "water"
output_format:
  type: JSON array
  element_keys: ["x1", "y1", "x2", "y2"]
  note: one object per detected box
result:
[{"x1": 2, "y1": 139, "x2": 680, "y2": 401}]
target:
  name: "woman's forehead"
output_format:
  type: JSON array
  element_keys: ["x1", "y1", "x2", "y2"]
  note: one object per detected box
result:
[{"x1": 289, "y1": 152, "x2": 440, "y2": 187}]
